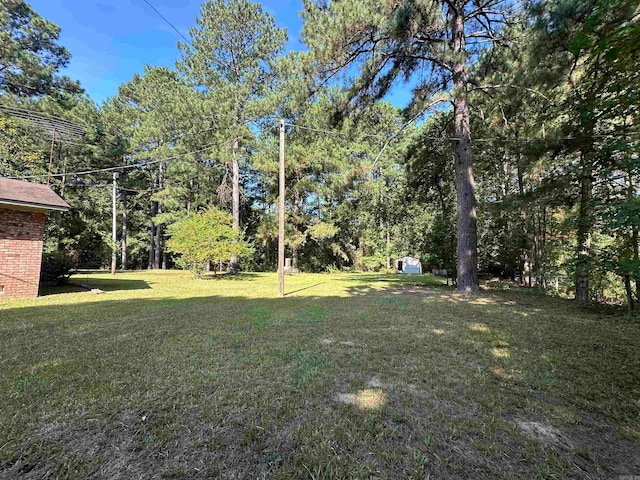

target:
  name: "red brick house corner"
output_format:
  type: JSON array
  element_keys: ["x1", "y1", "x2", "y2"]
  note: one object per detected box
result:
[{"x1": 0, "y1": 178, "x2": 70, "y2": 298}]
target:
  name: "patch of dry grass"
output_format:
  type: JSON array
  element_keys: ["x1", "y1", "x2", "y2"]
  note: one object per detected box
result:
[{"x1": 0, "y1": 271, "x2": 639, "y2": 479}]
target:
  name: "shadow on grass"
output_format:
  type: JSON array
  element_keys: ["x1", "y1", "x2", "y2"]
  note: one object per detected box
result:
[
  {"x1": 285, "y1": 283, "x2": 325, "y2": 296},
  {"x1": 2, "y1": 283, "x2": 640, "y2": 479},
  {"x1": 343, "y1": 272, "x2": 447, "y2": 287},
  {"x1": 39, "y1": 283, "x2": 89, "y2": 296},
  {"x1": 66, "y1": 278, "x2": 152, "y2": 292},
  {"x1": 200, "y1": 272, "x2": 261, "y2": 281}
]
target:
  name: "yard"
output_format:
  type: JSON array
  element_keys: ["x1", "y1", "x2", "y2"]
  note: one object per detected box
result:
[{"x1": 1, "y1": 271, "x2": 639, "y2": 479}]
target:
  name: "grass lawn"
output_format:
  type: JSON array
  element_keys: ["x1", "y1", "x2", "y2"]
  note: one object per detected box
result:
[{"x1": 1, "y1": 271, "x2": 639, "y2": 479}]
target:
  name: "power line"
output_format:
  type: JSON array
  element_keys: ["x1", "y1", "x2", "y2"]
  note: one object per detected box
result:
[
  {"x1": 141, "y1": 0, "x2": 193, "y2": 47},
  {"x1": 284, "y1": 122, "x2": 392, "y2": 141},
  {"x1": 7, "y1": 137, "x2": 237, "y2": 180},
  {"x1": 4, "y1": 114, "x2": 225, "y2": 155},
  {"x1": 284, "y1": 120, "x2": 640, "y2": 144}
]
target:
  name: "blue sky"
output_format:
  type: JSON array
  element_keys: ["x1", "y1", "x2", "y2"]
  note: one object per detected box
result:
[{"x1": 30, "y1": 0, "x2": 411, "y2": 107}]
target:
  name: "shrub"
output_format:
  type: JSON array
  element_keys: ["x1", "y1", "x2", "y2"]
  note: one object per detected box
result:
[
  {"x1": 166, "y1": 207, "x2": 253, "y2": 278},
  {"x1": 361, "y1": 254, "x2": 386, "y2": 272},
  {"x1": 40, "y1": 251, "x2": 77, "y2": 285}
]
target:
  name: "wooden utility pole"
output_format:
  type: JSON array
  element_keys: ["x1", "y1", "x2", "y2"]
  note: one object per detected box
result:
[
  {"x1": 111, "y1": 172, "x2": 118, "y2": 275},
  {"x1": 278, "y1": 119, "x2": 285, "y2": 297}
]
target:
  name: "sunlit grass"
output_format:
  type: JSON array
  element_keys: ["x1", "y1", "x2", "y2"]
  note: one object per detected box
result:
[{"x1": 0, "y1": 270, "x2": 638, "y2": 478}]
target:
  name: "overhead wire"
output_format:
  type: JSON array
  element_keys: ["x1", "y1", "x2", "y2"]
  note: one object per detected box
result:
[
  {"x1": 7, "y1": 136, "x2": 238, "y2": 180},
  {"x1": 141, "y1": 0, "x2": 194, "y2": 47},
  {"x1": 2, "y1": 1, "x2": 238, "y2": 187},
  {"x1": 284, "y1": 120, "x2": 640, "y2": 144}
]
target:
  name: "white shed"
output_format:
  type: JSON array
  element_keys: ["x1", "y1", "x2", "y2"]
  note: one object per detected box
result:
[{"x1": 395, "y1": 256, "x2": 422, "y2": 274}]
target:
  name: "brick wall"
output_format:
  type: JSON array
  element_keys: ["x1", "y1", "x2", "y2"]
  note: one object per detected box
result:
[{"x1": 0, "y1": 208, "x2": 46, "y2": 298}]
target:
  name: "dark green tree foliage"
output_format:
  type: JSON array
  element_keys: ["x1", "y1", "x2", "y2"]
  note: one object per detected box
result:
[
  {"x1": 2, "y1": 0, "x2": 640, "y2": 311},
  {"x1": 464, "y1": 0, "x2": 639, "y2": 307},
  {"x1": 104, "y1": 66, "x2": 222, "y2": 269},
  {"x1": 405, "y1": 113, "x2": 456, "y2": 273},
  {"x1": 527, "y1": 0, "x2": 639, "y2": 305},
  {"x1": 253, "y1": 92, "x2": 412, "y2": 272},
  {"x1": 0, "y1": 0, "x2": 81, "y2": 98},
  {"x1": 179, "y1": 0, "x2": 287, "y2": 271},
  {"x1": 302, "y1": 0, "x2": 519, "y2": 291}
]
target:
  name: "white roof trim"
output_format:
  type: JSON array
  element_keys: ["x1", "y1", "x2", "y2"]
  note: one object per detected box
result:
[{"x1": 0, "y1": 198, "x2": 69, "y2": 212}]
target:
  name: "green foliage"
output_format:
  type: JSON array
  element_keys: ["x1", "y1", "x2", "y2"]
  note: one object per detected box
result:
[
  {"x1": 40, "y1": 251, "x2": 77, "y2": 285},
  {"x1": 0, "y1": 117, "x2": 41, "y2": 176},
  {"x1": 361, "y1": 254, "x2": 386, "y2": 272},
  {"x1": 1, "y1": 0, "x2": 638, "y2": 308},
  {"x1": 166, "y1": 207, "x2": 253, "y2": 278},
  {"x1": 307, "y1": 222, "x2": 338, "y2": 241},
  {"x1": 0, "y1": 0, "x2": 81, "y2": 98}
]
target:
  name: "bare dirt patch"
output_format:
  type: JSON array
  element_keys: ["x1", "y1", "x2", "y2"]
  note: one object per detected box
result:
[{"x1": 516, "y1": 419, "x2": 572, "y2": 449}]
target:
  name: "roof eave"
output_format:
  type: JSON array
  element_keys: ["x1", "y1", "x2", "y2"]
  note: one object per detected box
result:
[{"x1": 0, "y1": 199, "x2": 70, "y2": 212}]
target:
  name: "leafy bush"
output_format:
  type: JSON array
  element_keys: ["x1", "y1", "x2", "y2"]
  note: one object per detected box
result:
[
  {"x1": 166, "y1": 207, "x2": 253, "y2": 278},
  {"x1": 40, "y1": 251, "x2": 77, "y2": 285},
  {"x1": 361, "y1": 254, "x2": 386, "y2": 272}
]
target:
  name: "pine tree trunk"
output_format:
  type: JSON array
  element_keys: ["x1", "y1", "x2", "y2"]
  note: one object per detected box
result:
[
  {"x1": 516, "y1": 155, "x2": 532, "y2": 287},
  {"x1": 229, "y1": 138, "x2": 240, "y2": 273},
  {"x1": 121, "y1": 190, "x2": 127, "y2": 270},
  {"x1": 575, "y1": 151, "x2": 592, "y2": 306},
  {"x1": 451, "y1": 4, "x2": 479, "y2": 293},
  {"x1": 292, "y1": 245, "x2": 298, "y2": 270},
  {"x1": 148, "y1": 199, "x2": 157, "y2": 270},
  {"x1": 386, "y1": 226, "x2": 391, "y2": 270},
  {"x1": 541, "y1": 207, "x2": 547, "y2": 289},
  {"x1": 154, "y1": 222, "x2": 162, "y2": 270},
  {"x1": 633, "y1": 226, "x2": 640, "y2": 305},
  {"x1": 153, "y1": 164, "x2": 165, "y2": 270}
]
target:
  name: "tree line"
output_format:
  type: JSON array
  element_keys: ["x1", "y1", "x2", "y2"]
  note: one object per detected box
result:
[{"x1": 0, "y1": 0, "x2": 638, "y2": 309}]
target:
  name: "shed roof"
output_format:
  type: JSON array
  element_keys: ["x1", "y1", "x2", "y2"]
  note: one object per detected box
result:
[{"x1": 0, "y1": 178, "x2": 70, "y2": 212}]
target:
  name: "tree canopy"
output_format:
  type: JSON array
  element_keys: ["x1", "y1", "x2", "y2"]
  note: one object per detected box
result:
[
  {"x1": 1, "y1": 0, "x2": 639, "y2": 309},
  {"x1": 0, "y1": 0, "x2": 81, "y2": 98}
]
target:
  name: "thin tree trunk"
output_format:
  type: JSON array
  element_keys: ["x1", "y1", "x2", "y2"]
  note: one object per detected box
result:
[
  {"x1": 633, "y1": 225, "x2": 640, "y2": 305},
  {"x1": 516, "y1": 153, "x2": 532, "y2": 287},
  {"x1": 626, "y1": 169, "x2": 639, "y2": 307},
  {"x1": 162, "y1": 245, "x2": 167, "y2": 270},
  {"x1": 541, "y1": 206, "x2": 547, "y2": 290},
  {"x1": 155, "y1": 163, "x2": 166, "y2": 270},
  {"x1": 154, "y1": 223, "x2": 162, "y2": 270},
  {"x1": 121, "y1": 190, "x2": 127, "y2": 270},
  {"x1": 573, "y1": 76, "x2": 597, "y2": 306},
  {"x1": 541, "y1": 206, "x2": 547, "y2": 289},
  {"x1": 292, "y1": 245, "x2": 298, "y2": 270},
  {"x1": 148, "y1": 223, "x2": 155, "y2": 269},
  {"x1": 575, "y1": 150, "x2": 593, "y2": 306},
  {"x1": 624, "y1": 275, "x2": 634, "y2": 314},
  {"x1": 148, "y1": 175, "x2": 157, "y2": 269},
  {"x1": 386, "y1": 225, "x2": 391, "y2": 270},
  {"x1": 229, "y1": 138, "x2": 240, "y2": 273},
  {"x1": 451, "y1": 4, "x2": 479, "y2": 293}
]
